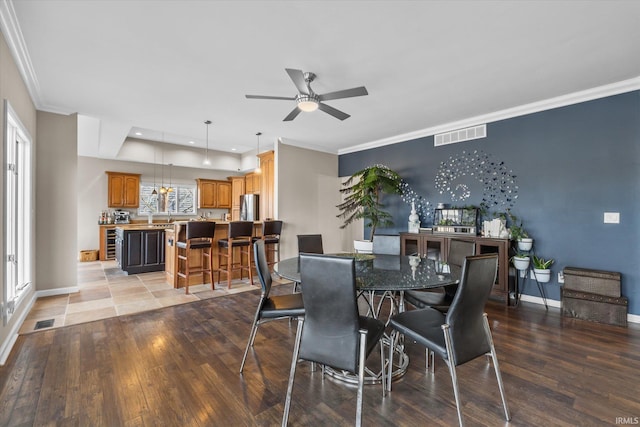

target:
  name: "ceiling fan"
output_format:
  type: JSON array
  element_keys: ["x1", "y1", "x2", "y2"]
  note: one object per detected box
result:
[{"x1": 245, "y1": 68, "x2": 368, "y2": 121}]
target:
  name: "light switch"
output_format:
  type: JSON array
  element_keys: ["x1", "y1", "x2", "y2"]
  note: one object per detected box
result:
[{"x1": 604, "y1": 212, "x2": 620, "y2": 224}]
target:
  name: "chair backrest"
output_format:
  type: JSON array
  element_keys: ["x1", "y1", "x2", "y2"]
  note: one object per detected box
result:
[
  {"x1": 253, "y1": 240, "x2": 272, "y2": 297},
  {"x1": 447, "y1": 239, "x2": 476, "y2": 268},
  {"x1": 372, "y1": 234, "x2": 400, "y2": 255},
  {"x1": 445, "y1": 253, "x2": 499, "y2": 366},
  {"x1": 297, "y1": 234, "x2": 324, "y2": 254},
  {"x1": 229, "y1": 221, "x2": 254, "y2": 239},
  {"x1": 262, "y1": 220, "x2": 283, "y2": 237},
  {"x1": 298, "y1": 254, "x2": 359, "y2": 372},
  {"x1": 186, "y1": 221, "x2": 216, "y2": 240}
]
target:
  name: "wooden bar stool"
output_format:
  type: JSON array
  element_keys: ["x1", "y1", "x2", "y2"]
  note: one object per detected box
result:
[
  {"x1": 217, "y1": 221, "x2": 254, "y2": 289},
  {"x1": 252, "y1": 220, "x2": 283, "y2": 270},
  {"x1": 176, "y1": 221, "x2": 216, "y2": 294}
]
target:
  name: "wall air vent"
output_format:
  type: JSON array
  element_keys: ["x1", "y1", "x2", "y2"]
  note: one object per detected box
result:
[{"x1": 434, "y1": 124, "x2": 487, "y2": 147}]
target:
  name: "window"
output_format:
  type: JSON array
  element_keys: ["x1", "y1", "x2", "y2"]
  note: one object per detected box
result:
[
  {"x1": 3, "y1": 100, "x2": 33, "y2": 324},
  {"x1": 138, "y1": 182, "x2": 196, "y2": 215}
]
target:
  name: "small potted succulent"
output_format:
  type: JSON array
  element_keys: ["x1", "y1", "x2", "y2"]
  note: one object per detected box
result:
[
  {"x1": 532, "y1": 256, "x2": 554, "y2": 283},
  {"x1": 507, "y1": 210, "x2": 533, "y2": 251},
  {"x1": 511, "y1": 251, "x2": 531, "y2": 271}
]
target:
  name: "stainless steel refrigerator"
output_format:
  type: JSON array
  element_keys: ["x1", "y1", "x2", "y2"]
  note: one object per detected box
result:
[{"x1": 240, "y1": 194, "x2": 259, "y2": 221}]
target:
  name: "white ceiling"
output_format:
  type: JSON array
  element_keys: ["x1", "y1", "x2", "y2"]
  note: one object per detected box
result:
[{"x1": 3, "y1": 0, "x2": 640, "y2": 160}]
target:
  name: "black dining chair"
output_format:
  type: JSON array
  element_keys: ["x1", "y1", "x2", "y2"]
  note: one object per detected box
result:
[
  {"x1": 282, "y1": 253, "x2": 386, "y2": 427},
  {"x1": 404, "y1": 238, "x2": 475, "y2": 312},
  {"x1": 387, "y1": 253, "x2": 510, "y2": 426},
  {"x1": 239, "y1": 240, "x2": 305, "y2": 373},
  {"x1": 296, "y1": 234, "x2": 324, "y2": 254}
]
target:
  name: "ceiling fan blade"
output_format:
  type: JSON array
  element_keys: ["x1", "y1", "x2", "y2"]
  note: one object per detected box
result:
[
  {"x1": 285, "y1": 68, "x2": 309, "y2": 95},
  {"x1": 246, "y1": 94, "x2": 296, "y2": 100},
  {"x1": 318, "y1": 103, "x2": 350, "y2": 121},
  {"x1": 283, "y1": 107, "x2": 302, "y2": 121},
  {"x1": 318, "y1": 86, "x2": 368, "y2": 102}
]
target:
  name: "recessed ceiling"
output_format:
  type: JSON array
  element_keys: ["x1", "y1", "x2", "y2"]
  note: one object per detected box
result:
[{"x1": 4, "y1": 0, "x2": 640, "y2": 159}]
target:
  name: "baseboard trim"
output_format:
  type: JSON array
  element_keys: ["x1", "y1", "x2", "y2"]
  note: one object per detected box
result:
[
  {"x1": 36, "y1": 286, "x2": 79, "y2": 298},
  {"x1": 0, "y1": 293, "x2": 37, "y2": 366}
]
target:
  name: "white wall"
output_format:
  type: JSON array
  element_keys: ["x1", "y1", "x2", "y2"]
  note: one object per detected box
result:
[{"x1": 276, "y1": 141, "x2": 359, "y2": 259}]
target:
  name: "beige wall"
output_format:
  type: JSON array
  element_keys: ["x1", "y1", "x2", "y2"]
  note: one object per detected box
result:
[
  {"x1": 0, "y1": 30, "x2": 37, "y2": 360},
  {"x1": 36, "y1": 112, "x2": 78, "y2": 292},
  {"x1": 276, "y1": 141, "x2": 358, "y2": 259}
]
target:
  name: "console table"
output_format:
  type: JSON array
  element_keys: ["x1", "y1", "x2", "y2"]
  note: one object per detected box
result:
[{"x1": 400, "y1": 232, "x2": 511, "y2": 305}]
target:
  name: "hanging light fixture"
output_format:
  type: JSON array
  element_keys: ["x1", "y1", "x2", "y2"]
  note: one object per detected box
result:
[
  {"x1": 255, "y1": 132, "x2": 262, "y2": 174},
  {"x1": 203, "y1": 120, "x2": 211, "y2": 166},
  {"x1": 167, "y1": 163, "x2": 174, "y2": 193},
  {"x1": 160, "y1": 142, "x2": 168, "y2": 194},
  {"x1": 151, "y1": 141, "x2": 158, "y2": 196}
]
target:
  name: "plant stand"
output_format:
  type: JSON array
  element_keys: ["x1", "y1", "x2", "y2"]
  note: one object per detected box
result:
[{"x1": 511, "y1": 243, "x2": 549, "y2": 310}]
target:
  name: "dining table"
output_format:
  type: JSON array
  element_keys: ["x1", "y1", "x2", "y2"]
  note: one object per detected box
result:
[{"x1": 274, "y1": 253, "x2": 460, "y2": 384}]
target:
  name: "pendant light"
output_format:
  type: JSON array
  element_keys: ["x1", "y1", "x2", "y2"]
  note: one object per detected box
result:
[
  {"x1": 203, "y1": 120, "x2": 211, "y2": 166},
  {"x1": 151, "y1": 141, "x2": 158, "y2": 196},
  {"x1": 168, "y1": 163, "x2": 174, "y2": 193},
  {"x1": 160, "y1": 143, "x2": 167, "y2": 194},
  {"x1": 255, "y1": 132, "x2": 262, "y2": 174}
]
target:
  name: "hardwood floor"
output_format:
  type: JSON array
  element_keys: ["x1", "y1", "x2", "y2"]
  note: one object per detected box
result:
[{"x1": 1, "y1": 285, "x2": 639, "y2": 426}]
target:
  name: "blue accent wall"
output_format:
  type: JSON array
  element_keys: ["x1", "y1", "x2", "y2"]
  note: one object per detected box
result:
[{"x1": 339, "y1": 91, "x2": 640, "y2": 314}]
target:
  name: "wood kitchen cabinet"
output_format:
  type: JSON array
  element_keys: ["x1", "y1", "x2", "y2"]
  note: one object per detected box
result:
[
  {"x1": 116, "y1": 227, "x2": 165, "y2": 274},
  {"x1": 106, "y1": 172, "x2": 140, "y2": 208},
  {"x1": 196, "y1": 179, "x2": 232, "y2": 209},
  {"x1": 244, "y1": 172, "x2": 260, "y2": 194},
  {"x1": 400, "y1": 232, "x2": 511, "y2": 305},
  {"x1": 258, "y1": 150, "x2": 275, "y2": 219},
  {"x1": 229, "y1": 176, "x2": 245, "y2": 221}
]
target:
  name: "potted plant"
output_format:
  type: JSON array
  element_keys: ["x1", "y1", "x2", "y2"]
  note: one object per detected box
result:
[
  {"x1": 511, "y1": 251, "x2": 531, "y2": 271},
  {"x1": 532, "y1": 256, "x2": 554, "y2": 283},
  {"x1": 337, "y1": 164, "x2": 403, "y2": 252},
  {"x1": 507, "y1": 210, "x2": 533, "y2": 251}
]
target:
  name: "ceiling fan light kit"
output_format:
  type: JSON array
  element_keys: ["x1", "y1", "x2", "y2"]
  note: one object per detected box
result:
[{"x1": 246, "y1": 68, "x2": 368, "y2": 121}]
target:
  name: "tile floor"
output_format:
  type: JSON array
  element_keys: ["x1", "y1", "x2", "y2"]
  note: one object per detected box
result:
[{"x1": 20, "y1": 260, "x2": 283, "y2": 334}]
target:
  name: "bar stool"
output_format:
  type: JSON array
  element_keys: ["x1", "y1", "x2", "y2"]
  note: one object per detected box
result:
[
  {"x1": 252, "y1": 220, "x2": 283, "y2": 270},
  {"x1": 218, "y1": 221, "x2": 254, "y2": 289},
  {"x1": 176, "y1": 221, "x2": 216, "y2": 294}
]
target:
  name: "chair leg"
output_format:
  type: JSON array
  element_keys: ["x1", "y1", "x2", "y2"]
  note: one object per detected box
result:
[
  {"x1": 483, "y1": 314, "x2": 511, "y2": 421},
  {"x1": 379, "y1": 336, "x2": 386, "y2": 397},
  {"x1": 387, "y1": 330, "x2": 396, "y2": 392},
  {"x1": 443, "y1": 325, "x2": 464, "y2": 427},
  {"x1": 356, "y1": 330, "x2": 367, "y2": 427},
  {"x1": 247, "y1": 243, "x2": 254, "y2": 286},
  {"x1": 239, "y1": 307, "x2": 263, "y2": 373},
  {"x1": 208, "y1": 249, "x2": 215, "y2": 290},
  {"x1": 227, "y1": 245, "x2": 233, "y2": 289},
  {"x1": 282, "y1": 318, "x2": 304, "y2": 427}
]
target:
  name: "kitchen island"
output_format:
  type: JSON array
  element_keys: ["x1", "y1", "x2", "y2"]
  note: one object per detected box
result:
[
  {"x1": 115, "y1": 224, "x2": 173, "y2": 275},
  {"x1": 165, "y1": 221, "x2": 265, "y2": 290}
]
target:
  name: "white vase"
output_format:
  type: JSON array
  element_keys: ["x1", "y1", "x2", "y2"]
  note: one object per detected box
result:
[
  {"x1": 512, "y1": 256, "x2": 530, "y2": 271},
  {"x1": 517, "y1": 238, "x2": 533, "y2": 251},
  {"x1": 409, "y1": 202, "x2": 419, "y2": 223},
  {"x1": 533, "y1": 268, "x2": 551, "y2": 283},
  {"x1": 353, "y1": 239, "x2": 373, "y2": 254}
]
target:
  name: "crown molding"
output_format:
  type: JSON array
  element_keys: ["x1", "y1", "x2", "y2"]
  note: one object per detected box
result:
[
  {"x1": 339, "y1": 76, "x2": 640, "y2": 155},
  {"x1": 0, "y1": 0, "x2": 43, "y2": 108}
]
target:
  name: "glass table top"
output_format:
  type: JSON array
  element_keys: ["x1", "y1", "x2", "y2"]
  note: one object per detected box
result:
[{"x1": 274, "y1": 254, "x2": 458, "y2": 292}]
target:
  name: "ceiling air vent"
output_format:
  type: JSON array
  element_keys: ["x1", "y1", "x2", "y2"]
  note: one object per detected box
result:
[{"x1": 434, "y1": 124, "x2": 487, "y2": 147}]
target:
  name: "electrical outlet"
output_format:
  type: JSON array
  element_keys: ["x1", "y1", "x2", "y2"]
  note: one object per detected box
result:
[
  {"x1": 604, "y1": 212, "x2": 620, "y2": 224},
  {"x1": 558, "y1": 272, "x2": 564, "y2": 283}
]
